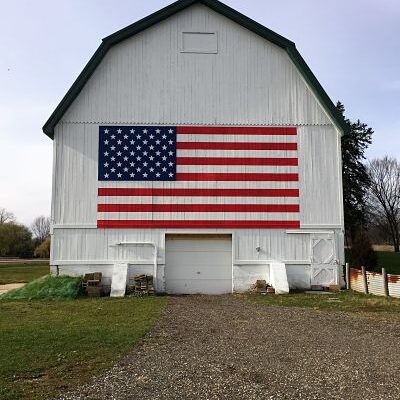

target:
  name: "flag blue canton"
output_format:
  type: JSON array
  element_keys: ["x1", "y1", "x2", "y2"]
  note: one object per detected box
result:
[{"x1": 98, "y1": 126, "x2": 177, "y2": 181}]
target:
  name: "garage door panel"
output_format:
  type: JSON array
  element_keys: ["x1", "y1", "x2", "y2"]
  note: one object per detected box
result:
[
  {"x1": 167, "y1": 264, "x2": 231, "y2": 280},
  {"x1": 167, "y1": 279, "x2": 232, "y2": 295},
  {"x1": 167, "y1": 239, "x2": 231, "y2": 252},
  {"x1": 166, "y1": 252, "x2": 231, "y2": 267},
  {"x1": 165, "y1": 235, "x2": 232, "y2": 294}
]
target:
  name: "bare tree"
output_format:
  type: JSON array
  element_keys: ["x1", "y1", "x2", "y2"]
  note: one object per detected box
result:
[
  {"x1": 367, "y1": 157, "x2": 400, "y2": 252},
  {"x1": 0, "y1": 207, "x2": 16, "y2": 224},
  {"x1": 31, "y1": 216, "x2": 50, "y2": 243}
]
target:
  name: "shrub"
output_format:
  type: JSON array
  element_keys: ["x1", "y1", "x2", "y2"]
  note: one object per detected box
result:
[
  {"x1": 351, "y1": 231, "x2": 378, "y2": 270},
  {"x1": 34, "y1": 237, "x2": 51, "y2": 258}
]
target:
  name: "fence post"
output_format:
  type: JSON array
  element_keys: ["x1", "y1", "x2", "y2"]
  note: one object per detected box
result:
[
  {"x1": 345, "y1": 263, "x2": 350, "y2": 290},
  {"x1": 361, "y1": 266, "x2": 368, "y2": 294},
  {"x1": 382, "y1": 268, "x2": 389, "y2": 297}
]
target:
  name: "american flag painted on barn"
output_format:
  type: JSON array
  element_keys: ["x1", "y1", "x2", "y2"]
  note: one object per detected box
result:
[{"x1": 97, "y1": 126, "x2": 300, "y2": 228}]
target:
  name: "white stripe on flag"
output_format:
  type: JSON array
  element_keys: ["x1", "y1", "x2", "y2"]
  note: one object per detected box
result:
[
  {"x1": 177, "y1": 165, "x2": 298, "y2": 173},
  {"x1": 98, "y1": 181, "x2": 299, "y2": 189},
  {"x1": 177, "y1": 149, "x2": 297, "y2": 158},
  {"x1": 98, "y1": 212, "x2": 300, "y2": 221},
  {"x1": 98, "y1": 196, "x2": 300, "y2": 204},
  {"x1": 177, "y1": 134, "x2": 298, "y2": 143}
]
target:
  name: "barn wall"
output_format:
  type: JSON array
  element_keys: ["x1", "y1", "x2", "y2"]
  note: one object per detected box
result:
[
  {"x1": 50, "y1": 263, "x2": 156, "y2": 294},
  {"x1": 49, "y1": 2, "x2": 345, "y2": 292},
  {"x1": 53, "y1": 123, "x2": 342, "y2": 227},
  {"x1": 51, "y1": 227, "x2": 344, "y2": 291},
  {"x1": 60, "y1": 3, "x2": 332, "y2": 127},
  {"x1": 52, "y1": 2, "x2": 343, "y2": 228},
  {"x1": 52, "y1": 228, "x2": 316, "y2": 262},
  {"x1": 298, "y1": 125, "x2": 342, "y2": 226}
]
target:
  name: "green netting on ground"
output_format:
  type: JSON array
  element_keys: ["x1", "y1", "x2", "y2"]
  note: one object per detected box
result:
[{"x1": 0, "y1": 275, "x2": 84, "y2": 300}]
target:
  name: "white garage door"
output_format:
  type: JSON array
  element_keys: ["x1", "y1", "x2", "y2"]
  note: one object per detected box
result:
[{"x1": 165, "y1": 234, "x2": 232, "y2": 294}]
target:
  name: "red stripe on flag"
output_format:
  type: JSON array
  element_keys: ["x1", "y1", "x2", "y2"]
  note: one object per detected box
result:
[
  {"x1": 177, "y1": 142, "x2": 297, "y2": 150},
  {"x1": 97, "y1": 220, "x2": 301, "y2": 229},
  {"x1": 98, "y1": 188, "x2": 299, "y2": 197},
  {"x1": 176, "y1": 126, "x2": 297, "y2": 135},
  {"x1": 175, "y1": 173, "x2": 298, "y2": 181},
  {"x1": 98, "y1": 204, "x2": 300, "y2": 213},
  {"x1": 177, "y1": 157, "x2": 298, "y2": 166}
]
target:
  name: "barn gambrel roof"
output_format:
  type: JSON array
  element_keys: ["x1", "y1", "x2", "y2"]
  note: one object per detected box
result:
[{"x1": 42, "y1": 0, "x2": 348, "y2": 138}]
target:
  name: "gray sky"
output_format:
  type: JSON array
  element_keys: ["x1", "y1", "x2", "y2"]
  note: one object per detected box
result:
[{"x1": 1, "y1": 0, "x2": 399, "y2": 225}]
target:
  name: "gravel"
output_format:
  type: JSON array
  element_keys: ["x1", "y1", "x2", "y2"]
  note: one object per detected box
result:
[{"x1": 59, "y1": 295, "x2": 400, "y2": 400}]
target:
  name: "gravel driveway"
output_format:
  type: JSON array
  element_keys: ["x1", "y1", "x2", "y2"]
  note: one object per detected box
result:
[{"x1": 60, "y1": 295, "x2": 400, "y2": 400}]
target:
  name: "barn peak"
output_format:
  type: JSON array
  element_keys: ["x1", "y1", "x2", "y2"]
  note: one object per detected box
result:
[{"x1": 42, "y1": 0, "x2": 347, "y2": 138}]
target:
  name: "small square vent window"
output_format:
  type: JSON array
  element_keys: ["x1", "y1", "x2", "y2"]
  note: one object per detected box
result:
[{"x1": 181, "y1": 32, "x2": 218, "y2": 54}]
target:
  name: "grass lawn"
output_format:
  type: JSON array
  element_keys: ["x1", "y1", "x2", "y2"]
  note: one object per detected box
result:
[
  {"x1": 376, "y1": 251, "x2": 400, "y2": 274},
  {"x1": 0, "y1": 263, "x2": 49, "y2": 284},
  {"x1": 0, "y1": 296, "x2": 166, "y2": 400},
  {"x1": 246, "y1": 290, "x2": 400, "y2": 314}
]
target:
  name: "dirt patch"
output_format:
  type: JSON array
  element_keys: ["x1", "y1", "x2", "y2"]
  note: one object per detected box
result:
[
  {"x1": 0, "y1": 283, "x2": 25, "y2": 295},
  {"x1": 372, "y1": 244, "x2": 394, "y2": 252},
  {"x1": 58, "y1": 295, "x2": 400, "y2": 400}
]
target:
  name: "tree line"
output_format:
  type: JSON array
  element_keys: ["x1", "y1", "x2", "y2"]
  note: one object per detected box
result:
[
  {"x1": 0, "y1": 209, "x2": 50, "y2": 258},
  {"x1": 339, "y1": 102, "x2": 400, "y2": 268}
]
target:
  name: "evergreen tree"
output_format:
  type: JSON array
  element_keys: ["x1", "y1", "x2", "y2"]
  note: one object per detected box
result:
[{"x1": 337, "y1": 102, "x2": 373, "y2": 242}]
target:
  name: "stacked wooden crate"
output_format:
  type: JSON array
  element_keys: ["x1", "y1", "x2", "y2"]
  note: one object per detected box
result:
[
  {"x1": 127, "y1": 274, "x2": 155, "y2": 295},
  {"x1": 82, "y1": 272, "x2": 103, "y2": 297}
]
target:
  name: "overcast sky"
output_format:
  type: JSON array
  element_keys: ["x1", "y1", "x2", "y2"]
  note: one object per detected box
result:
[{"x1": 1, "y1": 0, "x2": 399, "y2": 225}]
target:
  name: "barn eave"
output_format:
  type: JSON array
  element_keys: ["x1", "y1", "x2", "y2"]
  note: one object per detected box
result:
[{"x1": 42, "y1": 0, "x2": 348, "y2": 139}]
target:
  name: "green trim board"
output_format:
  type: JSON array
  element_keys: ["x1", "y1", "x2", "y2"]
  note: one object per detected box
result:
[{"x1": 42, "y1": 0, "x2": 348, "y2": 139}]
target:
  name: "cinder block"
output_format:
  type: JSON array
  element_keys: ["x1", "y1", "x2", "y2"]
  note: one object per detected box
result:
[{"x1": 311, "y1": 285, "x2": 323, "y2": 291}]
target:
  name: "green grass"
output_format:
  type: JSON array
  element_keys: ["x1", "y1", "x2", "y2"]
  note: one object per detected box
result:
[
  {"x1": 0, "y1": 276, "x2": 83, "y2": 300},
  {"x1": 0, "y1": 296, "x2": 166, "y2": 400},
  {"x1": 246, "y1": 290, "x2": 400, "y2": 314},
  {"x1": 0, "y1": 263, "x2": 49, "y2": 284},
  {"x1": 376, "y1": 252, "x2": 400, "y2": 274},
  {"x1": 345, "y1": 249, "x2": 400, "y2": 274}
]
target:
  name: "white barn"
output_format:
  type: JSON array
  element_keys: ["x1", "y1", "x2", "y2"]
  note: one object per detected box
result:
[{"x1": 43, "y1": 0, "x2": 346, "y2": 294}]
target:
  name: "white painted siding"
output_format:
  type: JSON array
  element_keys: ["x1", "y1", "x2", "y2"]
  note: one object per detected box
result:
[
  {"x1": 51, "y1": 227, "x2": 343, "y2": 291},
  {"x1": 51, "y1": 227, "x2": 343, "y2": 265},
  {"x1": 233, "y1": 264, "x2": 269, "y2": 292},
  {"x1": 60, "y1": 4, "x2": 331, "y2": 127},
  {"x1": 298, "y1": 126, "x2": 342, "y2": 226},
  {"x1": 49, "y1": 2, "x2": 344, "y2": 292},
  {"x1": 53, "y1": 124, "x2": 98, "y2": 224}
]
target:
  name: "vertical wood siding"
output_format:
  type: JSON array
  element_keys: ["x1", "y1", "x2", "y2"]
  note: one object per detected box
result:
[
  {"x1": 297, "y1": 126, "x2": 342, "y2": 225},
  {"x1": 51, "y1": 3, "x2": 344, "y2": 281},
  {"x1": 60, "y1": 4, "x2": 331, "y2": 126},
  {"x1": 51, "y1": 228, "x2": 344, "y2": 266}
]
